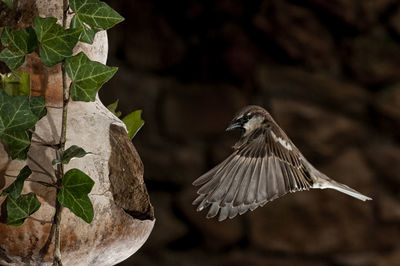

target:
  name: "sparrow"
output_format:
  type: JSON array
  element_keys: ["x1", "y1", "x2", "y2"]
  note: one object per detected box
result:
[{"x1": 192, "y1": 105, "x2": 371, "y2": 221}]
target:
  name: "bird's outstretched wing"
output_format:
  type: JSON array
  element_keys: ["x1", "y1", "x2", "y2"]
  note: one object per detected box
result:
[{"x1": 192, "y1": 126, "x2": 314, "y2": 221}]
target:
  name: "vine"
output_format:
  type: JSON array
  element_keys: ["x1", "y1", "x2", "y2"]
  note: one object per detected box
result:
[{"x1": 0, "y1": 0, "x2": 144, "y2": 265}]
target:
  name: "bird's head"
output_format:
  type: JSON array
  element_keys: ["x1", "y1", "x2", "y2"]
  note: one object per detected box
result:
[{"x1": 226, "y1": 105, "x2": 270, "y2": 136}]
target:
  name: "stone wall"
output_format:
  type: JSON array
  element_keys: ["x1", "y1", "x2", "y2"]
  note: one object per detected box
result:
[{"x1": 101, "y1": 1, "x2": 400, "y2": 265}]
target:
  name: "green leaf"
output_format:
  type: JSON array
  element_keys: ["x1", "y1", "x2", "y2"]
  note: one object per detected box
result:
[
  {"x1": 1, "y1": 166, "x2": 31, "y2": 198},
  {"x1": 0, "y1": 48, "x2": 25, "y2": 70},
  {"x1": 6, "y1": 192, "x2": 41, "y2": 226},
  {"x1": 106, "y1": 99, "x2": 121, "y2": 117},
  {"x1": 0, "y1": 89, "x2": 37, "y2": 132},
  {"x1": 122, "y1": 110, "x2": 144, "y2": 139},
  {"x1": 69, "y1": 0, "x2": 124, "y2": 44},
  {"x1": 1, "y1": 0, "x2": 13, "y2": 9},
  {"x1": 29, "y1": 96, "x2": 47, "y2": 120},
  {"x1": 0, "y1": 27, "x2": 37, "y2": 69},
  {"x1": 0, "y1": 130, "x2": 31, "y2": 159},
  {"x1": 65, "y1": 52, "x2": 118, "y2": 102},
  {"x1": 70, "y1": 15, "x2": 99, "y2": 44},
  {"x1": 0, "y1": 89, "x2": 45, "y2": 159},
  {"x1": 1, "y1": 27, "x2": 37, "y2": 54},
  {"x1": 52, "y1": 145, "x2": 91, "y2": 165},
  {"x1": 0, "y1": 71, "x2": 30, "y2": 96},
  {"x1": 57, "y1": 169, "x2": 94, "y2": 223},
  {"x1": 33, "y1": 17, "x2": 82, "y2": 67}
]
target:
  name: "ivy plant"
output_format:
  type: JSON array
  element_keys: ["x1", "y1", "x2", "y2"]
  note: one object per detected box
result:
[{"x1": 0, "y1": 0, "x2": 144, "y2": 265}]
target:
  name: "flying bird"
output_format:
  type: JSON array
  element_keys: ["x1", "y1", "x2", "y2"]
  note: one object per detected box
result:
[{"x1": 192, "y1": 105, "x2": 371, "y2": 221}]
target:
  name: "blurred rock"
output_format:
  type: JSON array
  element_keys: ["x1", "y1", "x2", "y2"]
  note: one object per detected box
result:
[
  {"x1": 209, "y1": 135, "x2": 240, "y2": 167},
  {"x1": 256, "y1": 65, "x2": 370, "y2": 117},
  {"x1": 115, "y1": 1, "x2": 186, "y2": 71},
  {"x1": 220, "y1": 24, "x2": 260, "y2": 82},
  {"x1": 343, "y1": 27, "x2": 400, "y2": 87},
  {"x1": 121, "y1": 249, "x2": 218, "y2": 266},
  {"x1": 162, "y1": 84, "x2": 246, "y2": 138},
  {"x1": 377, "y1": 192, "x2": 400, "y2": 223},
  {"x1": 218, "y1": 251, "x2": 326, "y2": 266},
  {"x1": 248, "y1": 189, "x2": 374, "y2": 254},
  {"x1": 320, "y1": 148, "x2": 374, "y2": 189},
  {"x1": 253, "y1": 0, "x2": 336, "y2": 69},
  {"x1": 379, "y1": 247, "x2": 400, "y2": 266},
  {"x1": 373, "y1": 85, "x2": 400, "y2": 137},
  {"x1": 365, "y1": 143, "x2": 400, "y2": 187},
  {"x1": 271, "y1": 99, "x2": 366, "y2": 159},
  {"x1": 137, "y1": 140, "x2": 206, "y2": 186},
  {"x1": 143, "y1": 192, "x2": 188, "y2": 247},
  {"x1": 334, "y1": 252, "x2": 381, "y2": 266},
  {"x1": 373, "y1": 224, "x2": 400, "y2": 250},
  {"x1": 177, "y1": 188, "x2": 244, "y2": 249},
  {"x1": 389, "y1": 6, "x2": 400, "y2": 37},
  {"x1": 304, "y1": 0, "x2": 396, "y2": 30}
]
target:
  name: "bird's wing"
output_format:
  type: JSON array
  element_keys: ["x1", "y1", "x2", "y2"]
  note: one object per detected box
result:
[{"x1": 192, "y1": 126, "x2": 313, "y2": 221}]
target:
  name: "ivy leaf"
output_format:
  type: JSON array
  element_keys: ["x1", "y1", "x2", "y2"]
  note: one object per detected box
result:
[
  {"x1": 1, "y1": 27, "x2": 37, "y2": 54},
  {"x1": 29, "y1": 96, "x2": 47, "y2": 120},
  {"x1": 0, "y1": 71, "x2": 30, "y2": 96},
  {"x1": 0, "y1": 49, "x2": 25, "y2": 70},
  {"x1": 0, "y1": 89, "x2": 37, "y2": 132},
  {"x1": 1, "y1": 166, "x2": 31, "y2": 198},
  {"x1": 0, "y1": 130, "x2": 31, "y2": 159},
  {"x1": 70, "y1": 15, "x2": 98, "y2": 44},
  {"x1": 65, "y1": 52, "x2": 117, "y2": 102},
  {"x1": 69, "y1": 0, "x2": 124, "y2": 29},
  {"x1": 122, "y1": 110, "x2": 144, "y2": 139},
  {"x1": 0, "y1": 27, "x2": 37, "y2": 70},
  {"x1": 6, "y1": 192, "x2": 41, "y2": 226},
  {"x1": 33, "y1": 17, "x2": 82, "y2": 67},
  {"x1": 1, "y1": 0, "x2": 13, "y2": 9},
  {"x1": 52, "y1": 145, "x2": 92, "y2": 165},
  {"x1": 0, "y1": 89, "x2": 46, "y2": 159},
  {"x1": 57, "y1": 169, "x2": 94, "y2": 223},
  {"x1": 106, "y1": 99, "x2": 121, "y2": 118},
  {"x1": 69, "y1": 0, "x2": 124, "y2": 44}
]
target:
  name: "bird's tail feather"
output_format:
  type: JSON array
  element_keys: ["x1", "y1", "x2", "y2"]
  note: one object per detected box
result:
[
  {"x1": 314, "y1": 179, "x2": 372, "y2": 201},
  {"x1": 301, "y1": 157, "x2": 372, "y2": 201}
]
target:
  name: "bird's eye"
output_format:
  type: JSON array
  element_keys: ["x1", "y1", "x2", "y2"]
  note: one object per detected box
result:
[
  {"x1": 239, "y1": 114, "x2": 251, "y2": 124},
  {"x1": 244, "y1": 114, "x2": 252, "y2": 121}
]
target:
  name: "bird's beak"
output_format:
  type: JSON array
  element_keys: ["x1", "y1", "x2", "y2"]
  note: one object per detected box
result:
[{"x1": 226, "y1": 121, "x2": 241, "y2": 131}]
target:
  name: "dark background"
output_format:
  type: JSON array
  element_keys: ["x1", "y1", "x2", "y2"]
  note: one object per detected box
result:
[{"x1": 101, "y1": 1, "x2": 400, "y2": 265}]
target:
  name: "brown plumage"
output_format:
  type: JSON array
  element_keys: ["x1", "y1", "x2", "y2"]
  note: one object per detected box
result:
[{"x1": 193, "y1": 105, "x2": 371, "y2": 221}]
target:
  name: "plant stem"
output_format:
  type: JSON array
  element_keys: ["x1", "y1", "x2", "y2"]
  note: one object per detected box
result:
[
  {"x1": 52, "y1": 192, "x2": 63, "y2": 266},
  {"x1": 52, "y1": 2, "x2": 70, "y2": 265}
]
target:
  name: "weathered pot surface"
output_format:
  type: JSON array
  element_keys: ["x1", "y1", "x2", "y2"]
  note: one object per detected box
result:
[{"x1": 0, "y1": 1, "x2": 155, "y2": 265}]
